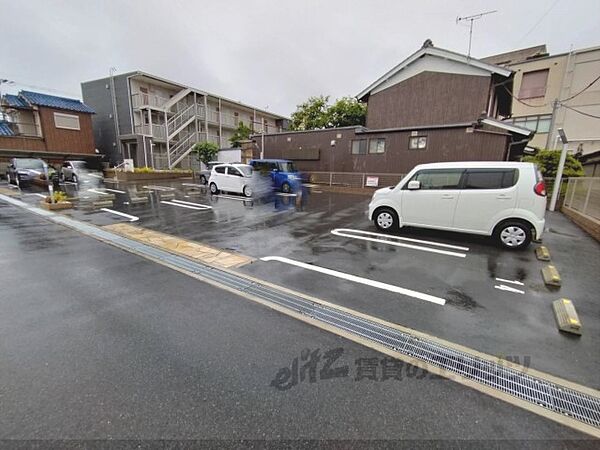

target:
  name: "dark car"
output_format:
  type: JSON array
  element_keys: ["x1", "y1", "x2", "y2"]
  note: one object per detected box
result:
[{"x1": 6, "y1": 158, "x2": 47, "y2": 187}]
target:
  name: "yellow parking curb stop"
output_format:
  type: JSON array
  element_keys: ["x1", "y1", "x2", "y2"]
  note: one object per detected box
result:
[
  {"x1": 541, "y1": 265, "x2": 561, "y2": 287},
  {"x1": 552, "y1": 299, "x2": 582, "y2": 335},
  {"x1": 535, "y1": 246, "x2": 551, "y2": 261}
]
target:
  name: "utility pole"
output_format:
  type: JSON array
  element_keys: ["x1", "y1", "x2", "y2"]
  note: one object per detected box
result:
[
  {"x1": 456, "y1": 10, "x2": 497, "y2": 58},
  {"x1": 549, "y1": 128, "x2": 569, "y2": 212},
  {"x1": 546, "y1": 99, "x2": 560, "y2": 149},
  {"x1": 109, "y1": 67, "x2": 121, "y2": 162}
]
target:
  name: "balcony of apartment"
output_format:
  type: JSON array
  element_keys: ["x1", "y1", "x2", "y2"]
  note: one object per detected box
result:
[
  {"x1": 131, "y1": 92, "x2": 170, "y2": 110},
  {"x1": 133, "y1": 123, "x2": 167, "y2": 140}
]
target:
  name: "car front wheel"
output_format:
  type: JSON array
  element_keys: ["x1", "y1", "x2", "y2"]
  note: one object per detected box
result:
[
  {"x1": 199, "y1": 175, "x2": 207, "y2": 185},
  {"x1": 281, "y1": 182, "x2": 291, "y2": 193},
  {"x1": 243, "y1": 185, "x2": 252, "y2": 197},
  {"x1": 373, "y1": 208, "x2": 398, "y2": 232},
  {"x1": 209, "y1": 182, "x2": 219, "y2": 194},
  {"x1": 494, "y1": 221, "x2": 532, "y2": 250}
]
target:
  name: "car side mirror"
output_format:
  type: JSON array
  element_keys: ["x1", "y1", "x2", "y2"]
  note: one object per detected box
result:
[{"x1": 407, "y1": 180, "x2": 421, "y2": 190}]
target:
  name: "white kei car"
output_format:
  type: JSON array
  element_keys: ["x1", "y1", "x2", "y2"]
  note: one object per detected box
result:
[{"x1": 208, "y1": 163, "x2": 254, "y2": 197}]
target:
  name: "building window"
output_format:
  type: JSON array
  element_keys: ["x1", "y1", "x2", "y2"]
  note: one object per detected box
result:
[
  {"x1": 369, "y1": 138, "x2": 385, "y2": 154},
  {"x1": 511, "y1": 114, "x2": 552, "y2": 133},
  {"x1": 409, "y1": 136, "x2": 427, "y2": 150},
  {"x1": 53, "y1": 112, "x2": 80, "y2": 130},
  {"x1": 351, "y1": 139, "x2": 367, "y2": 155},
  {"x1": 518, "y1": 69, "x2": 549, "y2": 99}
]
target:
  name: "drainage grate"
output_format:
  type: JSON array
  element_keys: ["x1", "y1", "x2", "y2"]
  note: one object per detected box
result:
[{"x1": 3, "y1": 194, "x2": 600, "y2": 430}]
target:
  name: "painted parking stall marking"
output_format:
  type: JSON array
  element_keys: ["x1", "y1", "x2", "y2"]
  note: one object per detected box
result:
[
  {"x1": 260, "y1": 256, "x2": 446, "y2": 306},
  {"x1": 212, "y1": 194, "x2": 252, "y2": 202},
  {"x1": 103, "y1": 188, "x2": 126, "y2": 194},
  {"x1": 494, "y1": 284, "x2": 525, "y2": 295},
  {"x1": 171, "y1": 199, "x2": 212, "y2": 209},
  {"x1": 143, "y1": 185, "x2": 176, "y2": 191},
  {"x1": 87, "y1": 188, "x2": 111, "y2": 196},
  {"x1": 495, "y1": 278, "x2": 524, "y2": 286},
  {"x1": 331, "y1": 228, "x2": 468, "y2": 258},
  {"x1": 160, "y1": 201, "x2": 211, "y2": 211},
  {"x1": 99, "y1": 208, "x2": 139, "y2": 222}
]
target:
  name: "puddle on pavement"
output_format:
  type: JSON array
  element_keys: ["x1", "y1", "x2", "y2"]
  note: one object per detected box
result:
[{"x1": 445, "y1": 289, "x2": 481, "y2": 310}]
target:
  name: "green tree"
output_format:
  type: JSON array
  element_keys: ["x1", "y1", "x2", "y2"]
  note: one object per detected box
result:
[
  {"x1": 229, "y1": 121, "x2": 253, "y2": 148},
  {"x1": 191, "y1": 141, "x2": 219, "y2": 167},
  {"x1": 326, "y1": 96, "x2": 367, "y2": 127},
  {"x1": 522, "y1": 149, "x2": 584, "y2": 178},
  {"x1": 289, "y1": 95, "x2": 367, "y2": 130},
  {"x1": 289, "y1": 95, "x2": 330, "y2": 131}
]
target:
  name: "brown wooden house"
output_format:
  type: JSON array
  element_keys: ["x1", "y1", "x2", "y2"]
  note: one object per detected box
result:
[
  {"x1": 0, "y1": 90, "x2": 96, "y2": 169},
  {"x1": 253, "y1": 42, "x2": 533, "y2": 175}
]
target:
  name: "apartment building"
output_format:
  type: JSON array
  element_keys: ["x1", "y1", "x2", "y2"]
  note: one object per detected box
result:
[
  {"x1": 0, "y1": 90, "x2": 95, "y2": 165},
  {"x1": 81, "y1": 71, "x2": 288, "y2": 169},
  {"x1": 483, "y1": 44, "x2": 600, "y2": 155}
]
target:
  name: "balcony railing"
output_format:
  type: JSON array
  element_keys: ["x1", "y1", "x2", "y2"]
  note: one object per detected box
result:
[
  {"x1": 134, "y1": 123, "x2": 167, "y2": 140},
  {"x1": 131, "y1": 92, "x2": 169, "y2": 109},
  {"x1": 0, "y1": 121, "x2": 42, "y2": 138}
]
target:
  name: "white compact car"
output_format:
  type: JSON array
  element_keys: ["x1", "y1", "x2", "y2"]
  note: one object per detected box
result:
[
  {"x1": 208, "y1": 163, "x2": 254, "y2": 197},
  {"x1": 368, "y1": 162, "x2": 547, "y2": 250}
]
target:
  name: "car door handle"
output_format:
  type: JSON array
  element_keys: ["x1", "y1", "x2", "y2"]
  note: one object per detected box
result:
[
  {"x1": 496, "y1": 195, "x2": 512, "y2": 200},
  {"x1": 441, "y1": 194, "x2": 454, "y2": 199}
]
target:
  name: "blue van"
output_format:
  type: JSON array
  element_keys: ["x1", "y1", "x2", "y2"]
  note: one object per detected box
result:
[{"x1": 249, "y1": 159, "x2": 302, "y2": 193}]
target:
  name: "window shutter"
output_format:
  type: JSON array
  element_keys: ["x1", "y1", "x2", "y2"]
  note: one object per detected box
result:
[{"x1": 518, "y1": 70, "x2": 549, "y2": 99}]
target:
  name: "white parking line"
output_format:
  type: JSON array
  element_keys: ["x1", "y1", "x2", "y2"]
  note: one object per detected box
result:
[
  {"x1": 88, "y1": 173, "x2": 103, "y2": 179},
  {"x1": 103, "y1": 188, "x2": 126, "y2": 194},
  {"x1": 87, "y1": 188, "x2": 111, "y2": 195},
  {"x1": 182, "y1": 183, "x2": 205, "y2": 187},
  {"x1": 143, "y1": 185, "x2": 175, "y2": 191},
  {"x1": 260, "y1": 256, "x2": 446, "y2": 306},
  {"x1": 213, "y1": 194, "x2": 251, "y2": 201},
  {"x1": 331, "y1": 228, "x2": 467, "y2": 258},
  {"x1": 160, "y1": 201, "x2": 210, "y2": 211},
  {"x1": 495, "y1": 278, "x2": 524, "y2": 286},
  {"x1": 62, "y1": 181, "x2": 78, "y2": 185},
  {"x1": 25, "y1": 193, "x2": 47, "y2": 198},
  {"x1": 171, "y1": 199, "x2": 212, "y2": 209},
  {"x1": 100, "y1": 208, "x2": 139, "y2": 222},
  {"x1": 276, "y1": 193, "x2": 297, "y2": 197},
  {"x1": 494, "y1": 284, "x2": 525, "y2": 295}
]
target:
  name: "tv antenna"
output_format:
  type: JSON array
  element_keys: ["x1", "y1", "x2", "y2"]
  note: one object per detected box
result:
[{"x1": 456, "y1": 10, "x2": 497, "y2": 58}]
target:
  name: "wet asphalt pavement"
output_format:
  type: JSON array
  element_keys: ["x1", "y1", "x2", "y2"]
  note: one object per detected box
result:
[
  {"x1": 0, "y1": 198, "x2": 595, "y2": 444},
  {"x1": 16, "y1": 178, "x2": 598, "y2": 390}
]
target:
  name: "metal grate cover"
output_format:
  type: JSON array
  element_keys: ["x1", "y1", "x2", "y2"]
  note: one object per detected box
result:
[{"x1": 2, "y1": 194, "x2": 600, "y2": 430}]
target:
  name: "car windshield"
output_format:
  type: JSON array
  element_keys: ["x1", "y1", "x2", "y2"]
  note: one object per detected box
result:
[
  {"x1": 237, "y1": 166, "x2": 253, "y2": 177},
  {"x1": 16, "y1": 159, "x2": 45, "y2": 170},
  {"x1": 278, "y1": 162, "x2": 297, "y2": 172}
]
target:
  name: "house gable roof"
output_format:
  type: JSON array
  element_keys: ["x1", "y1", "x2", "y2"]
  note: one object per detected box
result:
[
  {"x1": 357, "y1": 45, "x2": 512, "y2": 101},
  {"x1": 19, "y1": 90, "x2": 95, "y2": 114},
  {"x1": 3, "y1": 94, "x2": 31, "y2": 109}
]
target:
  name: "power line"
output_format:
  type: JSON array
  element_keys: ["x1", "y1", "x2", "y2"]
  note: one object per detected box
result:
[
  {"x1": 516, "y1": 0, "x2": 560, "y2": 44},
  {"x1": 562, "y1": 104, "x2": 600, "y2": 119},
  {"x1": 559, "y1": 74, "x2": 600, "y2": 102},
  {"x1": 501, "y1": 84, "x2": 549, "y2": 108}
]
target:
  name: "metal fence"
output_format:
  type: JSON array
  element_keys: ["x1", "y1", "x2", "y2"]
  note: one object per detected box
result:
[
  {"x1": 304, "y1": 171, "x2": 405, "y2": 189},
  {"x1": 563, "y1": 177, "x2": 600, "y2": 221}
]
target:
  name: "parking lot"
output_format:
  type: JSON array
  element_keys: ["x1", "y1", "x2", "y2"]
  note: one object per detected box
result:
[{"x1": 6, "y1": 177, "x2": 600, "y2": 392}]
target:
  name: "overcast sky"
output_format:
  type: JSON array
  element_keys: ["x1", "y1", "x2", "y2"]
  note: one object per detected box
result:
[{"x1": 1, "y1": 0, "x2": 598, "y2": 117}]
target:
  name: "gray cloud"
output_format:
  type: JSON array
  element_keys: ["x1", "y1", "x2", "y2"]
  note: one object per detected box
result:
[{"x1": 1, "y1": 0, "x2": 598, "y2": 116}]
